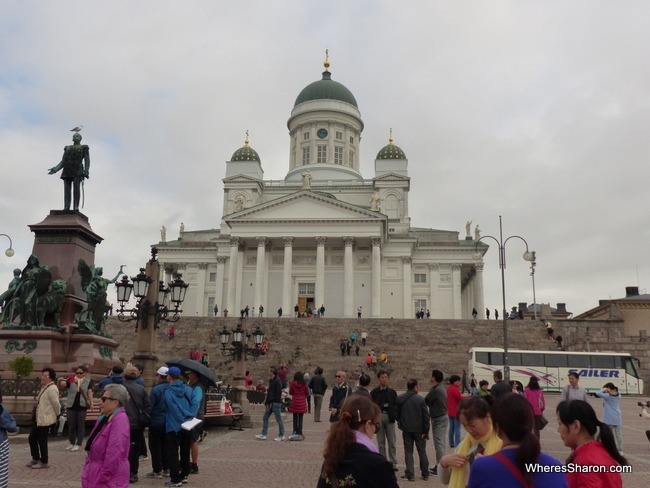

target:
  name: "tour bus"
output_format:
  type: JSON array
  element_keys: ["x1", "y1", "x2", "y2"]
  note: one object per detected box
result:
[{"x1": 468, "y1": 347, "x2": 644, "y2": 394}]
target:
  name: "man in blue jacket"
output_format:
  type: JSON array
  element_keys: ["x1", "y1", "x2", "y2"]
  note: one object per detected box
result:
[
  {"x1": 145, "y1": 367, "x2": 170, "y2": 479},
  {"x1": 163, "y1": 367, "x2": 194, "y2": 487}
]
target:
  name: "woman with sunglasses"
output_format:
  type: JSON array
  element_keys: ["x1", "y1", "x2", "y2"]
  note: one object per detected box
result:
[
  {"x1": 81, "y1": 384, "x2": 130, "y2": 488},
  {"x1": 318, "y1": 395, "x2": 398, "y2": 487},
  {"x1": 65, "y1": 365, "x2": 93, "y2": 452}
]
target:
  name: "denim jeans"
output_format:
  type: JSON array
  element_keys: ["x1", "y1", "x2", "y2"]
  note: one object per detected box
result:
[
  {"x1": 449, "y1": 416, "x2": 461, "y2": 447},
  {"x1": 261, "y1": 402, "x2": 285, "y2": 437}
]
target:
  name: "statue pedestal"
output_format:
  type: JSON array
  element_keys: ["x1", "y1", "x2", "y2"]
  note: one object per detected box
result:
[
  {"x1": 0, "y1": 328, "x2": 119, "y2": 376},
  {"x1": 28, "y1": 211, "x2": 103, "y2": 326}
]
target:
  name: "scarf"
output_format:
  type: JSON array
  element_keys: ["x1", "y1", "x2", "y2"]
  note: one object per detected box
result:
[{"x1": 448, "y1": 424, "x2": 502, "y2": 488}]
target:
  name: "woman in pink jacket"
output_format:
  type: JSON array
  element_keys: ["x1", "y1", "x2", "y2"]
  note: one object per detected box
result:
[
  {"x1": 524, "y1": 376, "x2": 545, "y2": 439},
  {"x1": 81, "y1": 384, "x2": 130, "y2": 488},
  {"x1": 289, "y1": 371, "x2": 309, "y2": 438}
]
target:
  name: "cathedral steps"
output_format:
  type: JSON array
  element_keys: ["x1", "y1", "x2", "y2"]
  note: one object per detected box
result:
[{"x1": 104, "y1": 316, "x2": 553, "y2": 388}]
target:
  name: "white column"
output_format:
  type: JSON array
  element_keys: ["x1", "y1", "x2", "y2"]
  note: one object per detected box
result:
[
  {"x1": 402, "y1": 256, "x2": 412, "y2": 318},
  {"x1": 227, "y1": 237, "x2": 239, "y2": 316},
  {"x1": 371, "y1": 237, "x2": 381, "y2": 317},
  {"x1": 473, "y1": 263, "x2": 485, "y2": 319},
  {"x1": 343, "y1": 236, "x2": 354, "y2": 317},
  {"x1": 196, "y1": 263, "x2": 207, "y2": 316},
  {"x1": 429, "y1": 264, "x2": 440, "y2": 318},
  {"x1": 315, "y1": 237, "x2": 326, "y2": 310},
  {"x1": 254, "y1": 237, "x2": 266, "y2": 310},
  {"x1": 282, "y1": 237, "x2": 293, "y2": 317},
  {"x1": 236, "y1": 243, "x2": 244, "y2": 313},
  {"x1": 215, "y1": 257, "x2": 226, "y2": 316},
  {"x1": 452, "y1": 263, "x2": 462, "y2": 319},
  {"x1": 263, "y1": 243, "x2": 270, "y2": 313}
]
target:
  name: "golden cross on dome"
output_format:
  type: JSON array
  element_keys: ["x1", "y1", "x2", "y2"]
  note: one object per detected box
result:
[{"x1": 324, "y1": 49, "x2": 330, "y2": 72}]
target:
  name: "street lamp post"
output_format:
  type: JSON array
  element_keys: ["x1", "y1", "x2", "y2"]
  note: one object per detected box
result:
[
  {"x1": 219, "y1": 322, "x2": 265, "y2": 407},
  {"x1": 0, "y1": 234, "x2": 14, "y2": 257},
  {"x1": 114, "y1": 247, "x2": 188, "y2": 385},
  {"x1": 530, "y1": 252, "x2": 537, "y2": 320},
  {"x1": 474, "y1": 216, "x2": 535, "y2": 382}
]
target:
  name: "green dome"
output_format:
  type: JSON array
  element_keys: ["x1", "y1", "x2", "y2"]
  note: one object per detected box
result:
[
  {"x1": 376, "y1": 143, "x2": 407, "y2": 160},
  {"x1": 294, "y1": 71, "x2": 358, "y2": 108},
  {"x1": 231, "y1": 144, "x2": 260, "y2": 162}
]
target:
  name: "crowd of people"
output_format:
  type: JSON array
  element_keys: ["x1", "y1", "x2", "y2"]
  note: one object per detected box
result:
[
  {"x1": 9, "y1": 357, "x2": 634, "y2": 488},
  {"x1": 313, "y1": 367, "x2": 629, "y2": 488},
  {"x1": 18, "y1": 360, "x2": 210, "y2": 488}
]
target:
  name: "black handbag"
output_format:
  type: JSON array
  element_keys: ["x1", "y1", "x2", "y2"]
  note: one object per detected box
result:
[{"x1": 537, "y1": 415, "x2": 548, "y2": 430}]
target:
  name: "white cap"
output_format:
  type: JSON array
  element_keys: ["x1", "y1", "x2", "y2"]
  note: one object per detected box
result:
[{"x1": 157, "y1": 366, "x2": 169, "y2": 376}]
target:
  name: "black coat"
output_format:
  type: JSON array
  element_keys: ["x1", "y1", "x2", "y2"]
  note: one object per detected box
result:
[{"x1": 316, "y1": 443, "x2": 398, "y2": 488}]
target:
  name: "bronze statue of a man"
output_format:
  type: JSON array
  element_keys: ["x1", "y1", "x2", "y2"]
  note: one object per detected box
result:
[{"x1": 48, "y1": 133, "x2": 90, "y2": 211}]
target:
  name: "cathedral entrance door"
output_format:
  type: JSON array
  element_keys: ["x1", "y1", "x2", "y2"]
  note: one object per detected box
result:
[{"x1": 298, "y1": 296, "x2": 315, "y2": 315}]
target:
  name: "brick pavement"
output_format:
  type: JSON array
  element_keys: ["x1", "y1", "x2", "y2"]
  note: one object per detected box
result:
[{"x1": 7, "y1": 394, "x2": 650, "y2": 487}]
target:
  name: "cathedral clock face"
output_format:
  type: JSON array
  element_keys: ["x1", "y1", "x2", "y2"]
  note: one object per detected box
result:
[{"x1": 317, "y1": 128, "x2": 328, "y2": 139}]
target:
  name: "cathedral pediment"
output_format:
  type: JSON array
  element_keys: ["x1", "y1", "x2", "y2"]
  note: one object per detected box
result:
[
  {"x1": 225, "y1": 190, "x2": 385, "y2": 224},
  {"x1": 373, "y1": 172, "x2": 410, "y2": 182}
]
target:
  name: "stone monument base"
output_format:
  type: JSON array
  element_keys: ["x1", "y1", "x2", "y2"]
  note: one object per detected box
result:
[{"x1": 0, "y1": 327, "x2": 119, "y2": 377}]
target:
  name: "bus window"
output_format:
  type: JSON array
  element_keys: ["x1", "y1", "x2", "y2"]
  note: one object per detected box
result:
[
  {"x1": 545, "y1": 354, "x2": 567, "y2": 368},
  {"x1": 476, "y1": 352, "x2": 489, "y2": 365},
  {"x1": 489, "y1": 352, "x2": 504, "y2": 366},
  {"x1": 625, "y1": 358, "x2": 640, "y2": 378},
  {"x1": 571, "y1": 355, "x2": 591, "y2": 368},
  {"x1": 521, "y1": 353, "x2": 544, "y2": 367},
  {"x1": 612, "y1": 356, "x2": 623, "y2": 369},
  {"x1": 508, "y1": 353, "x2": 521, "y2": 366},
  {"x1": 590, "y1": 355, "x2": 615, "y2": 368}
]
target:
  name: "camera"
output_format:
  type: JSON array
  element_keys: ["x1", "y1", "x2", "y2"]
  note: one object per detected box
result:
[{"x1": 638, "y1": 401, "x2": 650, "y2": 408}]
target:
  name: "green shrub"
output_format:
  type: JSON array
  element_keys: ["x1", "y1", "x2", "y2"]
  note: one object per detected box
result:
[{"x1": 9, "y1": 356, "x2": 34, "y2": 379}]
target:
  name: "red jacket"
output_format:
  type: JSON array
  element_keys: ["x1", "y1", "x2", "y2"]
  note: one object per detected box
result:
[
  {"x1": 447, "y1": 383, "x2": 463, "y2": 417},
  {"x1": 567, "y1": 441, "x2": 622, "y2": 488},
  {"x1": 289, "y1": 381, "x2": 309, "y2": 414}
]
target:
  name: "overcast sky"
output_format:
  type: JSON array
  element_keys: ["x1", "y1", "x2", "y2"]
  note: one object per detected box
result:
[{"x1": 1, "y1": 1, "x2": 648, "y2": 318}]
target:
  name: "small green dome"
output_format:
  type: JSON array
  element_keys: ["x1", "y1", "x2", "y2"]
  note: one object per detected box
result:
[
  {"x1": 294, "y1": 71, "x2": 358, "y2": 108},
  {"x1": 231, "y1": 145, "x2": 260, "y2": 162},
  {"x1": 376, "y1": 144, "x2": 406, "y2": 160},
  {"x1": 376, "y1": 130, "x2": 407, "y2": 160},
  {"x1": 231, "y1": 132, "x2": 260, "y2": 162}
]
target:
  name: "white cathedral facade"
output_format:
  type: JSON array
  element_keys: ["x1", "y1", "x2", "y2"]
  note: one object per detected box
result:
[{"x1": 156, "y1": 57, "x2": 487, "y2": 319}]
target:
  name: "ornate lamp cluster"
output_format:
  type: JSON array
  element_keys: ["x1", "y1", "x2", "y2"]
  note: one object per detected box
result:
[
  {"x1": 219, "y1": 322, "x2": 265, "y2": 360},
  {"x1": 115, "y1": 248, "x2": 188, "y2": 330}
]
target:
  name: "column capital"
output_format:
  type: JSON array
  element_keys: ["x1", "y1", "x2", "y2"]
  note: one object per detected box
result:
[
  {"x1": 452, "y1": 263, "x2": 462, "y2": 271},
  {"x1": 198, "y1": 263, "x2": 209, "y2": 270},
  {"x1": 229, "y1": 237, "x2": 240, "y2": 247},
  {"x1": 402, "y1": 256, "x2": 412, "y2": 265},
  {"x1": 256, "y1": 237, "x2": 267, "y2": 247},
  {"x1": 315, "y1": 236, "x2": 327, "y2": 246},
  {"x1": 474, "y1": 263, "x2": 484, "y2": 272},
  {"x1": 370, "y1": 237, "x2": 382, "y2": 248},
  {"x1": 343, "y1": 236, "x2": 355, "y2": 247},
  {"x1": 177, "y1": 263, "x2": 187, "y2": 271},
  {"x1": 428, "y1": 263, "x2": 439, "y2": 272},
  {"x1": 283, "y1": 236, "x2": 294, "y2": 246}
]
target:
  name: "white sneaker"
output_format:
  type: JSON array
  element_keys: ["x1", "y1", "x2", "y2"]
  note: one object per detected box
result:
[
  {"x1": 65, "y1": 444, "x2": 74, "y2": 451},
  {"x1": 70, "y1": 445, "x2": 80, "y2": 452},
  {"x1": 274, "y1": 436, "x2": 286, "y2": 442},
  {"x1": 255, "y1": 434, "x2": 267, "y2": 440}
]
